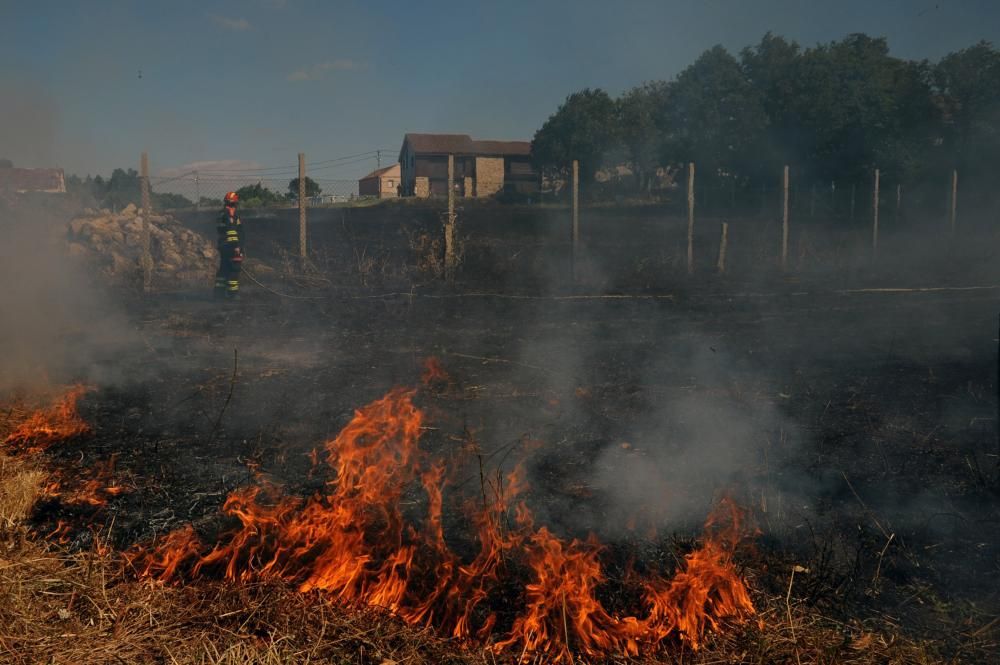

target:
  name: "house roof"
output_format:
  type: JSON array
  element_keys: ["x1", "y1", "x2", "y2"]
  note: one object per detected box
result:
[
  {"x1": 470, "y1": 140, "x2": 531, "y2": 156},
  {"x1": 0, "y1": 167, "x2": 66, "y2": 193},
  {"x1": 400, "y1": 133, "x2": 532, "y2": 160},
  {"x1": 359, "y1": 163, "x2": 400, "y2": 181}
]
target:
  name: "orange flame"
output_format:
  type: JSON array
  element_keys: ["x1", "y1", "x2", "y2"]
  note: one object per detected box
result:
[
  {"x1": 4, "y1": 385, "x2": 91, "y2": 452},
  {"x1": 128, "y1": 374, "x2": 757, "y2": 660},
  {"x1": 64, "y1": 454, "x2": 129, "y2": 507}
]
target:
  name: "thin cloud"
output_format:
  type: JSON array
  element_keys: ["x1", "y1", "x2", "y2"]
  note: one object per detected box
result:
[
  {"x1": 210, "y1": 15, "x2": 252, "y2": 31},
  {"x1": 287, "y1": 59, "x2": 366, "y2": 81}
]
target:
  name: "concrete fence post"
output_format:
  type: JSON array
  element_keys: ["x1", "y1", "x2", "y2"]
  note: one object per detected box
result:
[
  {"x1": 298, "y1": 153, "x2": 307, "y2": 259},
  {"x1": 687, "y1": 162, "x2": 695, "y2": 274},
  {"x1": 872, "y1": 168, "x2": 880, "y2": 260},
  {"x1": 950, "y1": 169, "x2": 958, "y2": 235},
  {"x1": 140, "y1": 151, "x2": 152, "y2": 292},
  {"x1": 572, "y1": 159, "x2": 579, "y2": 283},
  {"x1": 781, "y1": 165, "x2": 789, "y2": 271},
  {"x1": 717, "y1": 222, "x2": 728, "y2": 274},
  {"x1": 445, "y1": 153, "x2": 456, "y2": 277}
]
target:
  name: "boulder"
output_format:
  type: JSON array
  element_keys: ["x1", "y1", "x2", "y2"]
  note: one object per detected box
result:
[{"x1": 66, "y1": 209, "x2": 217, "y2": 287}]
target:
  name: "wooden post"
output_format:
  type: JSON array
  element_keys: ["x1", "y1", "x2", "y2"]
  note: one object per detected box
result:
[
  {"x1": 872, "y1": 168, "x2": 880, "y2": 259},
  {"x1": 298, "y1": 152, "x2": 306, "y2": 258},
  {"x1": 781, "y1": 165, "x2": 789, "y2": 271},
  {"x1": 445, "y1": 153, "x2": 456, "y2": 277},
  {"x1": 572, "y1": 159, "x2": 579, "y2": 282},
  {"x1": 950, "y1": 168, "x2": 958, "y2": 235},
  {"x1": 194, "y1": 171, "x2": 201, "y2": 211},
  {"x1": 716, "y1": 222, "x2": 728, "y2": 273},
  {"x1": 687, "y1": 162, "x2": 695, "y2": 274},
  {"x1": 895, "y1": 183, "x2": 902, "y2": 224},
  {"x1": 140, "y1": 151, "x2": 152, "y2": 292}
]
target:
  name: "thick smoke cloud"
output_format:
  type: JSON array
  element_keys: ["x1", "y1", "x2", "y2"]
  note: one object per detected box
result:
[{"x1": 0, "y1": 199, "x2": 137, "y2": 392}]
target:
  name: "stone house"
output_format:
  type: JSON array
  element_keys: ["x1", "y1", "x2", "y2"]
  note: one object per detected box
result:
[
  {"x1": 358, "y1": 163, "x2": 400, "y2": 198},
  {"x1": 397, "y1": 133, "x2": 538, "y2": 198}
]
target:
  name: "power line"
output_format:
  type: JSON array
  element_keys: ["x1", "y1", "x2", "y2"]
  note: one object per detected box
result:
[{"x1": 155, "y1": 148, "x2": 400, "y2": 179}]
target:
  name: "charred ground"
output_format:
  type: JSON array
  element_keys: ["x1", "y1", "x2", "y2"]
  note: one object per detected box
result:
[{"x1": 6, "y1": 199, "x2": 1000, "y2": 661}]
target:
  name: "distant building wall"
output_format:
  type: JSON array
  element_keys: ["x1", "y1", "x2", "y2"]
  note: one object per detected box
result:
[
  {"x1": 414, "y1": 176, "x2": 430, "y2": 198},
  {"x1": 475, "y1": 157, "x2": 504, "y2": 197},
  {"x1": 379, "y1": 174, "x2": 398, "y2": 198}
]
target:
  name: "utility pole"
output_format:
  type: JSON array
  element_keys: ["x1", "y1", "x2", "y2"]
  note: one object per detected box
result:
[{"x1": 376, "y1": 150, "x2": 381, "y2": 169}]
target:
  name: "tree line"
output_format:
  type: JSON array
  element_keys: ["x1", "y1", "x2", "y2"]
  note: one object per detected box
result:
[
  {"x1": 64, "y1": 170, "x2": 322, "y2": 211},
  {"x1": 531, "y1": 33, "x2": 1000, "y2": 205}
]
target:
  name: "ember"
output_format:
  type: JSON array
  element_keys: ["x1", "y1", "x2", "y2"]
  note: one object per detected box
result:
[
  {"x1": 128, "y1": 378, "x2": 757, "y2": 659},
  {"x1": 421, "y1": 356, "x2": 449, "y2": 387}
]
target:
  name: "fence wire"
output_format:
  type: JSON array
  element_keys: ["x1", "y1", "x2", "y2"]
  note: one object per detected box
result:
[{"x1": 148, "y1": 173, "x2": 362, "y2": 209}]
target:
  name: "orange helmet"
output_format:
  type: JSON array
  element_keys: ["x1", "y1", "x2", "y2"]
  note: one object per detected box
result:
[{"x1": 224, "y1": 191, "x2": 239, "y2": 205}]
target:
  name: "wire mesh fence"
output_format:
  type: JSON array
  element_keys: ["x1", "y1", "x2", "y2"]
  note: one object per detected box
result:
[
  {"x1": 148, "y1": 173, "x2": 362, "y2": 209},
  {"x1": 146, "y1": 149, "x2": 399, "y2": 210}
]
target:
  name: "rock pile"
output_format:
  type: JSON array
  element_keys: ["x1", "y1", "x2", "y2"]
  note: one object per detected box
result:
[{"x1": 67, "y1": 204, "x2": 216, "y2": 287}]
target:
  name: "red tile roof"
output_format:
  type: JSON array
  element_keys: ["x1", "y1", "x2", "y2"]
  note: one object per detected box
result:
[
  {"x1": 400, "y1": 133, "x2": 532, "y2": 159},
  {"x1": 470, "y1": 140, "x2": 531, "y2": 156},
  {"x1": 359, "y1": 163, "x2": 401, "y2": 181},
  {"x1": 0, "y1": 167, "x2": 66, "y2": 193}
]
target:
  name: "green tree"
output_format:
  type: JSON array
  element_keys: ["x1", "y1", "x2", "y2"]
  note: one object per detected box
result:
[
  {"x1": 152, "y1": 191, "x2": 194, "y2": 209},
  {"x1": 662, "y1": 46, "x2": 767, "y2": 181},
  {"x1": 616, "y1": 82, "x2": 668, "y2": 191},
  {"x1": 934, "y1": 41, "x2": 1000, "y2": 183},
  {"x1": 236, "y1": 182, "x2": 284, "y2": 207},
  {"x1": 287, "y1": 176, "x2": 322, "y2": 200},
  {"x1": 531, "y1": 88, "x2": 618, "y2": 186},
  {"x1": 103, "y1": 168, "x2": 142, "y2": 210},
  {"x1": 740, "y1": 33, "x2": 803, "y2": 179}
]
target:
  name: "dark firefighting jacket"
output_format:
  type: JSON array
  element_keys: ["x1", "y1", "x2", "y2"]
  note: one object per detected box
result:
[{"x1": 216, "y1": 207, "x2": 243, "y2": 259}]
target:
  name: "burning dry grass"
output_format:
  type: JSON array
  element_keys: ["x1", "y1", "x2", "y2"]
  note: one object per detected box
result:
[
  {"x1": 0, "y1": 387, "x2": 995, "y2": 663},
  {"x1": 0, "y1": 522, "x2": 971, "y2": 665}
]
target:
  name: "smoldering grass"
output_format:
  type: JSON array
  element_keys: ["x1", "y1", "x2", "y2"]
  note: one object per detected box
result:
[{"x1": 0, "y1": 452, "x2": 994, "y2": 665}]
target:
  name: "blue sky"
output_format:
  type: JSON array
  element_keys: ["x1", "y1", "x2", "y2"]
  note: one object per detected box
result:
[{"x1": 2, "y1": 0, "x2": 999, "y2": 184}]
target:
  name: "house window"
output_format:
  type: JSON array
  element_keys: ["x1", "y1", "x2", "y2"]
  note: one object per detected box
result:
[{"x1": 387, "y1": 179, "x2": 394, "y2": 187}]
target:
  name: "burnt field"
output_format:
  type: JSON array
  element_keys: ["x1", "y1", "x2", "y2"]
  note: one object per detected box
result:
[{"x1": 3, "y1": 200, "x2": 1000, "y2": 663}]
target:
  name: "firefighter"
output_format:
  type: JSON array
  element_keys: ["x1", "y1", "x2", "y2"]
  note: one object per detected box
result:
[{"x1": 214, "y1": 191, "x2": 244, "y2": 299}]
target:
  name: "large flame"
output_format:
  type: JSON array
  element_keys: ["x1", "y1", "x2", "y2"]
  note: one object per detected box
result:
[
  {"x1": 127, "y1": 381, "x2": 757, "y2": 660},
  {"x1": 3, "y1": 385, "x2": 91, "y2": 452}
]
